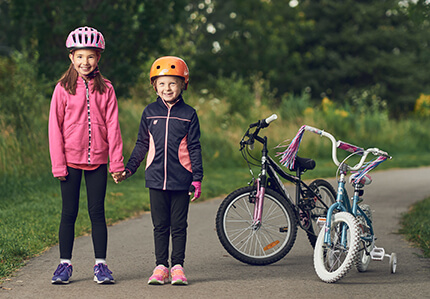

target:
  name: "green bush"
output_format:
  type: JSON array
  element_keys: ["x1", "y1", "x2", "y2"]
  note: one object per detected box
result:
[
  {"x1": 279, "y1": 91, "x2": 312, "y2": 122},
  {"x1": 0, "y1": 51, "x2": 51, "y2": 178},
  {"x1": 1, "y1": 52, "x2": 430, "y2": 280},
  {"x1": 399, "y1": 197, "x2": 430, "y2": 258}
]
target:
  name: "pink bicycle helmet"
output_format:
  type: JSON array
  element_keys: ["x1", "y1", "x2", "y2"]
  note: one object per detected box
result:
[{"x1": 66, "y1": 26, "x2": 105, "y2": 52}]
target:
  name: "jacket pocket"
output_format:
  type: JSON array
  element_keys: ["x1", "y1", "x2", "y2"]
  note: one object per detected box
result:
[
  {"x1": 64, "y1": 124, "x2": 88, "y2": 149},
  {"x1": 91, "y1": 122, "x2": 108, "y2": 153}
]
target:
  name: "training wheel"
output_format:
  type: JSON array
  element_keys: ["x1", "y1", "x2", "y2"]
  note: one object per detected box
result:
[{"x1": 389, "y1": 253, "x2": 397, "y2": 273}]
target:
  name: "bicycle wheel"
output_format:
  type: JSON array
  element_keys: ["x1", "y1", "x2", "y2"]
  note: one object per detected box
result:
[
  {"x1": 313, "y1": 212, "x2": 360, "y2": 283},
  {"x1": 306, "y1": 179, "x2": 337, "y2": 247},
  {"x1": 355, "y1": 204, "x2": 373, "y2": 272},
  {"x1": 216, "y1": 186, "x2": 297, "y2": 265}
]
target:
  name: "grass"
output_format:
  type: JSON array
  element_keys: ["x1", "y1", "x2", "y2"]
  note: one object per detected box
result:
[
  {"x1": 399, "y1": 197, "x2": 430, "y2": 258},
  {"x1": 1, "y1": 58, "x2": 430, "y2": 281},
  {"x1": 0, "y1": 164, "x2": 253, "y2": 280},
  {"x1": 1, "y1": 154, "x2": 430, "y2": 280}
]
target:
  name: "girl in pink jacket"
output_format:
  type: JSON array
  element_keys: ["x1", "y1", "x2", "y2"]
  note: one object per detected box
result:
[{"x1": 48, "y1": 27, "x2": 124, "y2": 284}]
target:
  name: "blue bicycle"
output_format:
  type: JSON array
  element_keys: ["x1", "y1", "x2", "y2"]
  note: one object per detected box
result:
[{"x1": 281, "y1": 125, "x2": 397, "y2": 283}]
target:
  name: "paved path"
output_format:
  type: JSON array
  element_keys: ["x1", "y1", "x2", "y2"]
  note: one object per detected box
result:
[{"x1": 2, "y1": 167, "x2": 430, "y2": 298}]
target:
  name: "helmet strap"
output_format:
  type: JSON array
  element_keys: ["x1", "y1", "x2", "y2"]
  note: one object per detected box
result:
[{"x1": 85, "y1": 66, "x2": 100, "y2": 80}]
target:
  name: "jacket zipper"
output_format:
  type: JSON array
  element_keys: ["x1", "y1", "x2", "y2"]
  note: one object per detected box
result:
[
  {"x1": 84, "y1": 80, "x2": 92, "y2": 164},
  {"x1": 163, "y1": 107, "x2": 171, "y2": 190}
]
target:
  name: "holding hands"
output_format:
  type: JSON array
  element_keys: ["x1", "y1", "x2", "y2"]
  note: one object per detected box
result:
[{"x1": 111, "y1": 169, "x2": 132, "y2": 184}]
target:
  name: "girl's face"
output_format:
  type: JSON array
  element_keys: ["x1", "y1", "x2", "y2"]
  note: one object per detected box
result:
[
  {"x1": 69, "y1": 49, "x2": 100, "y2": 78},
  {"x1": 154, "y1": 76, "x2": 184, "y2": 106}
]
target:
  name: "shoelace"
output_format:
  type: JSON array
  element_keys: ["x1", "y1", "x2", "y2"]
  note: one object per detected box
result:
[
  {"x1": 153, "y1": 268, "x2": 168, "y2": 276},
  {"x1": 53, "y1": 263, "x2": 69, "y2": 275},
  {"x1": 171, "y1": 268, "x2": 185, "y2": 277},
  {"x1": 95, "y1": 264, "x2": 112, "y2": 276}
]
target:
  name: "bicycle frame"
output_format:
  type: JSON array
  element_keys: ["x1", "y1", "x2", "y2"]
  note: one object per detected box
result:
[
  {"x1": 281, "y1": 125, "x2": 390, "y2": 247},
  {"x1": 324, "y1": 166, "x2": 374, "y2": 246},
  {"x1": 250, "y1": 128, "x2": 331, "y2": 231},
  {"x1": 215, "y1": 116, "x2": 340, "y2": 266}
]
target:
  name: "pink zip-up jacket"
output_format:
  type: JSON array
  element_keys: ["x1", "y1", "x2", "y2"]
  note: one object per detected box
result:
[{"x1": 49, "y1": 77, "x2": 124, "y2": 177}]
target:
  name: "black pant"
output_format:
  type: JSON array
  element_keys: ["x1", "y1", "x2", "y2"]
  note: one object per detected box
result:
[
  {"x1": 149, "y1": 189, "x2": 190, "y2": 268},
  {"x1": 59, "y1": 165, "x2": 108, "y2": 259}
]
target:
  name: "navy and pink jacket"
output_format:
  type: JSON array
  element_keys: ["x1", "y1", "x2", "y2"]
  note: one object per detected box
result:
[
  {"x1": 126, "y1": 95, "x2": 203, "y2": 191},
  {"x1": 49, "y1": 77, "x2": 124, "y2": 177}
]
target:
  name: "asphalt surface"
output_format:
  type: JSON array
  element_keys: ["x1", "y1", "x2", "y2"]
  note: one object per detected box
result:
[{"x1": 1, "y1": 167, "x2": 430, "y2": 299}]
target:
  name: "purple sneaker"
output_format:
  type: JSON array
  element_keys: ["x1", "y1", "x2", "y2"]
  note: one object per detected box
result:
[
  {"x1": 51, "y1": 263, "x2": 73, "y2": 284},
  {"x1": 94, "y1": 263, "x2": 115, "y2": 284}
]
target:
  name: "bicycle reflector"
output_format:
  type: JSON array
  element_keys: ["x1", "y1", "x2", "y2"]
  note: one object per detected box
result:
[{"x1": 264, "y1": 240, "x2": 280, "y2": 251}]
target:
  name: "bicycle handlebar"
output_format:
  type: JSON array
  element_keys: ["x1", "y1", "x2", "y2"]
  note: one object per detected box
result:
[
  {"x1": 249, "y1": 114, "x2": 278, "y2": 129},
  {"x1": 242, "y1": 114, "x2": 278, "y2": 150},
  {"x1": 303, "y1": 125, "x2": 391, "y2": 171}
]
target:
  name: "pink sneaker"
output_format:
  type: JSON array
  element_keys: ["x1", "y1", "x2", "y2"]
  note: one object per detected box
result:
[
  {"x1": 148, "y1": 265, "x2": 169, "y2": 285},
  {"x1": 171, "y1": 265, "x2": 188, "y2": 285}
]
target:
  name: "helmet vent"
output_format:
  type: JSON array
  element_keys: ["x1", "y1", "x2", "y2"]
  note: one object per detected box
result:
[
  {"x1": 66, "y1": 26, "x2": 105, "y2": 52},
  {"x1": 171, "y1": 65, "x2": 176, "y2": 69}
]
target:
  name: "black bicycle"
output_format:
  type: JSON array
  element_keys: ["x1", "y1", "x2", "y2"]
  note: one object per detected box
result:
[{"x1": 215, "y1": 114, "x2": 336, "y2": 265}]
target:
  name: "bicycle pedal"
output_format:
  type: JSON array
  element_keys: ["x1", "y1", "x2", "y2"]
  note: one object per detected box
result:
[{"x1": 370, "y1": 246, "x2": 385, "y2": 261}]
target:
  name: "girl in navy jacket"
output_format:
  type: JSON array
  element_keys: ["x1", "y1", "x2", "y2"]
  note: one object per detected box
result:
[{"x1": 118, "y1": 56, "x2": 203, "y2": 285}]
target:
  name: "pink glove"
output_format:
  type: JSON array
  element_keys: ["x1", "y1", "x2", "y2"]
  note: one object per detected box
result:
[{"x1": 189, "y1": 181, "x2": 201, "y2": 201}]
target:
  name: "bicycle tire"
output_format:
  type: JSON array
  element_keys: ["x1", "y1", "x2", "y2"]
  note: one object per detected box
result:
[
  {"x1": 355, "y1": 204, "x2": 373, "y2": 272},
  {"x1": 216, "y1": 186, "x2": 297, "y2": 265},
  {"x1": 306, "y1": 179, "x2": 337, "y2": 247},
  {"x1": 313, "y1": 212, "x2": 360, "y2": 283}
]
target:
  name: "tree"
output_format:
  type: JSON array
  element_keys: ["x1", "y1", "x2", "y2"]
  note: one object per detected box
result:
[
  {"x1": 184, "y1": 0, "x2": 430, "y2": 115},
  {"x1": 297, "y1": 0, "x2": 430, "y2": 115},
  {"x1": 2, "y1": 0, "x2": 187, "y2": 96}
]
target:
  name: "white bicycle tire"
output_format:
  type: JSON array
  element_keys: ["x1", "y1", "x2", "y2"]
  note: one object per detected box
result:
[{"x1": 313, "y1": 212, "x2": 360, "y2": 283}]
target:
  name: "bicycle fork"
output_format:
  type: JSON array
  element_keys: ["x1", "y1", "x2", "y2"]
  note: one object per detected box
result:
[
  {"x1": 253, "y1": 136, "x2": 269, "y2": 227},
  {"x1": 324, "y1": 169, "x2": 349, "y2": 247},
  {"x1": 253, "y1": 178, "x2": 265, "y2": 227}
]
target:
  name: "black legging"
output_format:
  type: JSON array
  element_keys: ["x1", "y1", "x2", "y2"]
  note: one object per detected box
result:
[
  {"x1": 59, "y1": 165, "x2": 108, "y2": 259},
  {"x1": 149, "y1": 188, "x2": 190, "y2": 268}
]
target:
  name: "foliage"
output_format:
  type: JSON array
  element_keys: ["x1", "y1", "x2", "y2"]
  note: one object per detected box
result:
[
  {"x1": 0, "y1": 52, "x2": 51, "y2": 177},
  {"x1": 1, "y1": 57, "x2": 430, "y2": 279},
  {"x1": 280, "y1": 91, "x2": 312, "y2": 122},
  {"x1": 399, "y1": 197, "x2": 430, "y2": 258},
  {"x1": 162, "y1": 0, "x2": 430, "y2": 117},
  {"x1": 414, "y1": 94, "x2": 430, "y2": 117},
  {"x1": 1, "y1": 0, "x2": 188, "y2": 97},
  {"x1": 1, "y1": 0, "x2": 430, "y2": 114}
]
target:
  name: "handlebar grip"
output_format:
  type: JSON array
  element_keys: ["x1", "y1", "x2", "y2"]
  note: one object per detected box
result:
[
  {"x1": 337, "y1": 141, "x2": 365, "y2": 155},
  {"x1": 369, "y1": 148, "x2": 392, "y2": 159},
  {"x1": 260, "y1": 114, "x2": 278, "y2": 128},
  {"x1": 265, "y1": 114, "x2": 278, "y2": 124},
  {"x1": 304, "y1": 125, "x2": 323, "y2": 135}
]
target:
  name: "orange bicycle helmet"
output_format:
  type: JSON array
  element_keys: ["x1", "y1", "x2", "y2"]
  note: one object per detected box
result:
[{"x1": 150, "y1": 56, "x2": 189, "y2": 90}]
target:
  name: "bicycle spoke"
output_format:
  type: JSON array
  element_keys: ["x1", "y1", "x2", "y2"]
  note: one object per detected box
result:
[{"x1": 216, "y1": 187, "x2": 297, "y2": 265}]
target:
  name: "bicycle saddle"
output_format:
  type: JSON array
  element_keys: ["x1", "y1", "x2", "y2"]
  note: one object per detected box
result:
[
  {"x1": 292, "y1": 156, "x2": 316, "y2": 171},
  {"x1": 349, "y1": 173, "x2": 372, "y2": 185}
]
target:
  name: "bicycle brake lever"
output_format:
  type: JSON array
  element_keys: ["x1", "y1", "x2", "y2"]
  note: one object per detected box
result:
[{"x1": 249, "y1": 138, "x2": 255, "y2": 150}]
